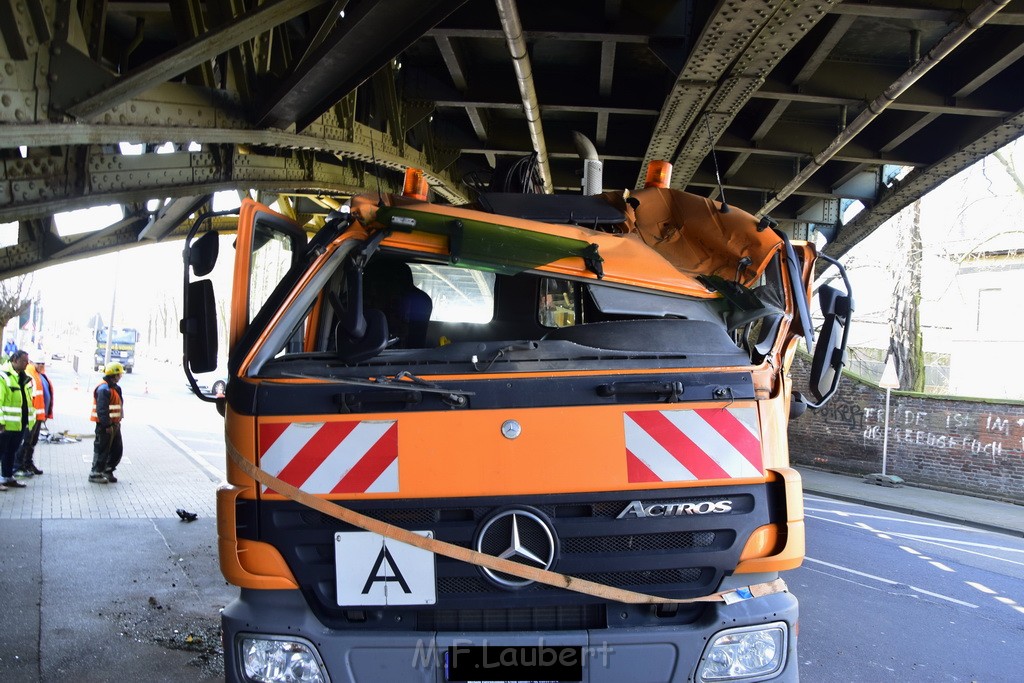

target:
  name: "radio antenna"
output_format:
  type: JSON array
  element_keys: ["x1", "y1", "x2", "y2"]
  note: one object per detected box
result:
[{"x1": 704, "y1": 113, "x2": 730, "y2": 214}]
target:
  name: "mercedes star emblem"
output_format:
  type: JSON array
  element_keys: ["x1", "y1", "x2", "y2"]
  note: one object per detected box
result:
[{"x1": 475, "y1": 509, "x2": 556, "y2": 588}]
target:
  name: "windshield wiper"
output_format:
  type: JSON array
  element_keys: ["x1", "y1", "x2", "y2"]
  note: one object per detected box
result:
[{"x1": 279, "y1": 371, "x2": 474, "y2": 404}]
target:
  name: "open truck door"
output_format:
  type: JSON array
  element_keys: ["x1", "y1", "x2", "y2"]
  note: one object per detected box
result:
[{"x1": 181, "y1": 199, "x2": 308, "y2": 405}]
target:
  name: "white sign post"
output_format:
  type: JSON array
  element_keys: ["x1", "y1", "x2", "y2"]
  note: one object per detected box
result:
[{"x1": 867, "y1": 356, "x2": 904, "y2": 487}]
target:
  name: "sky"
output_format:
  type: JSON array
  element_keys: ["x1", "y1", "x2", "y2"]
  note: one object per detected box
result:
[
  {"x1": 839, "y1": 135, "x2": 1024, "y2": 351},
  {"x1": 2, "y1": 193, "x2": 241, "y2": 358}
]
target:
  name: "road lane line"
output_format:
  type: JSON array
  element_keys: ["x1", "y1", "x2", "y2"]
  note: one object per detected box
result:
[
  {"x1": 900, "y1": 546, "x2": 921, "y2": 555},
  {"x1": 1014, "y1": 606, "x2": 1024, "y2": 615},
  {"x1": 995, "y1": 596, "x2": 1016, "y2": 605},
  {"x1": 894, "y1": 533, "x2": 1024, "y2": 554},
  {"x1": 929, "y1": 562, "x2": 954, "y2": 572},
  {"x1": 966, "y1": 581, "x2": 996, "y2": 594},
  {"x1": 804, "y1": 557, "x2": 978, "y2": 608},
  {"x1": 803, "y1": 507, "x2": 976, "y2": 531},
  {"x1": 889, "y1": 534, "x2": 1024, "y2": 567}
]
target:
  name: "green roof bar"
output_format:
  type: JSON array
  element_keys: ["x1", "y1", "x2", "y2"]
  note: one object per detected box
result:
[{"x1": 375, "y1": 206, "x2": 603, "y2": 278}]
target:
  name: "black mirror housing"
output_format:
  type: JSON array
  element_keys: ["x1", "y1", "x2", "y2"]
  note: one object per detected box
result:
[
  {"x1": 189, "y1": 229, "x2": 220, "y2": 277},
  {"x1": 182, "y1": 279, "x2": 218, "y2": 373}
]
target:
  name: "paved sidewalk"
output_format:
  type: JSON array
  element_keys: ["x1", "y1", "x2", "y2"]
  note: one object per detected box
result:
[
  {"x1": 0, "y1": 387, "x2": 230, "y2": 682},
  {"x1": 798, "y1": 466, "x2": 1024, "y2": 536},
  {"x1": 0, "y1": 422, "x2": 219, "y2": 520}
]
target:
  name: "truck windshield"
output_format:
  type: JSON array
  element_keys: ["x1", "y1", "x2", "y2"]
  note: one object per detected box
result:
[
  {"x1": 243, "y1": 241, "x2": 789, "y2": 378},
  {"x1": 97, "y1": 328, "x2": 136, "y2": 344}
]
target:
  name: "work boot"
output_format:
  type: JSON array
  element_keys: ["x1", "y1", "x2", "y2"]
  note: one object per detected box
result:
[
  {"x1": 13, "y1": 469, "x2": 32, "y2": 478},
  {"x1": 28, "y1": 465, "x2": 43, "y2": 475},
  {"x1": 4, "y1": 478, "x2": 26, "y2": 488},
  {"x1": 88, "y1": 472, "x2": 108, "y2": 484},
  {"x1": 0, "y1": 482, "x2": 7, "y2": 491},
  {"x1": 104, "y1": 471, "x2": 118, "y2": 483}
]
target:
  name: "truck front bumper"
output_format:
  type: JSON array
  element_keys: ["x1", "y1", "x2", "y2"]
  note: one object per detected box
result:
[{"x1": 222, "y1": 588, "x2": 799, "y2": 683}]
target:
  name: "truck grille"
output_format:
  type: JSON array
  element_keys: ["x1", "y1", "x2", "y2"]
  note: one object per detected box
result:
[{"x1": 244, "y1": 484, "x2": 777, "y2": 631}]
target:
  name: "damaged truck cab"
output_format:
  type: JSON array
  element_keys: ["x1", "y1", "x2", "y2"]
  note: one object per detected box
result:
[{"x1": 183, "y1": 163, "x2": 851, "y2": 683}]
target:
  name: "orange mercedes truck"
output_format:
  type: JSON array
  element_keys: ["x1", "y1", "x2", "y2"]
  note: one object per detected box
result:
[{"x1": 182, "y1": 161, "x2": 851, "y2": 683}]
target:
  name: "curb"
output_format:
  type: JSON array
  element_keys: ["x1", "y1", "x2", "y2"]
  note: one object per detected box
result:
[{"x1": 802, "y1": 485, "x2": 1024, "y2": 538}]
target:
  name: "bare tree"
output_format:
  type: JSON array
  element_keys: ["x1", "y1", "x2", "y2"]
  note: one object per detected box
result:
[
  {"x1": 887, "y1": 199, "x2": 925, "y2": 392},
  {"x1": 0, "y1": 276, "x2": 36, "y2": 341}
]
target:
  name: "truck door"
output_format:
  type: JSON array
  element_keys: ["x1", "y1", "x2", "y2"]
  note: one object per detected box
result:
[{"x1": 231, "y1": 200, "x2": 308, "y2": 350}]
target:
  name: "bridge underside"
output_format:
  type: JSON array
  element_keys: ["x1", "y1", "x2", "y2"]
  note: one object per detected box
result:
[{"x1": 0, "y1": 0, "x2": 1022, "y2": 278}]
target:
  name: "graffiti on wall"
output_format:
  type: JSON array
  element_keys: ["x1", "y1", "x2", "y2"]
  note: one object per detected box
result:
[{"x1": 858, "y1": 403, "x2": 1024, "y2": 462}]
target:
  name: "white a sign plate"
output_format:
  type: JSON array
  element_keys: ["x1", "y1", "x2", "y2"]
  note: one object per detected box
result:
[{"x1": 335, "y1": 531, "x2": 436, "y2": 606}]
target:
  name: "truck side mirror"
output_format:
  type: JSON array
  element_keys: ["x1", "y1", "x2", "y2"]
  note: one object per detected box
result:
[
  {"x1": 808, "y1": 287, "x2": 850, "y2": 403},
  {"x1": 182, "y1": 213, "x2": 229, "y2": 403},
  {"x1": 803, "y1": 253, "x2": 853, "y2": 409},
  {"x1": 182, "y1": 280, "x2": 218, "y2": 373},
  {"x1": 189, "y1": 229, "x2": 220, "y2": 277}
]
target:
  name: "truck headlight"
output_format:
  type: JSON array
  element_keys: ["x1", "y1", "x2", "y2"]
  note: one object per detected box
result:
[
  {"x1": 240, "y1": 635, "x2": 327, "y2": 683},
  {"x1": 697, "y1": 622, "x2": 787, "y2": 681}
]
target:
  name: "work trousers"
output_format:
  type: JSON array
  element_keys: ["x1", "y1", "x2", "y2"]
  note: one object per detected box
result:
[
  {"x1": 0, "y1": 429, "x2": 24, "y2": 479},
  {"x1": 91, "y1": 423, "x2": 123, "y2": 475},
  {"x1": 15, "y1": 420, "x2": 42, "y2": 470}
]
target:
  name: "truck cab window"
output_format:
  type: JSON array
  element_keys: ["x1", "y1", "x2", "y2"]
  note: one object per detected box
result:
[{"x1": 539, "y1": 277, "x2": 577, "y2": 328}]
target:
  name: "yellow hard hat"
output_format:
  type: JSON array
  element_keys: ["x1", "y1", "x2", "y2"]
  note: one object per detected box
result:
[{"x1": 104, "y1": 362, "x2": 125, "y2": 376}]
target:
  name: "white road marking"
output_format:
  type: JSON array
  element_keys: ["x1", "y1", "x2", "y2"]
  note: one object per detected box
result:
[
  {"x1": 1014, "y1": 606, "x2": 1024, "y2": 615},
  {"x1": 893, "y1": 533, "x2": 1024, "y2": 554},
  {"x1": 929, "y1": 562, "x2": 954, "y2": 572},
  {"x1": 995, "y1": 596, "x2": 1016, "y2": 605},
  {"x1": 876, "y1": 534, "x2": 892, "y2": 540},
  {"x1": 888, "y1": 534, "x2": 1024, "y2": 568},
  {"x1": 153, "y1": 425, "x2": 226, "y2": 481},
  {"x1": 965, "y1": 581, "x2": 996, "y2": 594},
  {"x1": 804, "y1": 507, "x2": 973, "y2": 531},
  {"x1": 806, "y1": 515, "x2": 1024, "y2": 568},
  {"x1": 805, "y1": 557, "x2": 978, "y2": 608},
  {"x1": 900, "y1": 546, "x2": 921, "y2": 555}
]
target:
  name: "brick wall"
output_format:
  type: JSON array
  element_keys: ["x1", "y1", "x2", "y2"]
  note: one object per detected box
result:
[{"x1": 788, "y1": 356, "x2": 1024, "y2": 504}]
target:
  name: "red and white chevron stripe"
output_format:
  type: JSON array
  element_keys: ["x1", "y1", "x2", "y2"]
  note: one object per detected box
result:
[
  {"x1": 258, "y1": 420, "x2": 399, "y2": 494},
  {"x1": 624, "y1": 407, "x2": 763, "y2": 483}
]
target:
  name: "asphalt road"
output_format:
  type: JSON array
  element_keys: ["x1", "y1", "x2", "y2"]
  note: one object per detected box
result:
[
  {"x1": 794, "y1": 495, "x2": 1024, "y2": 681},
  {"x1": 3, "y1": 357, "x2": 1021, "y2": 681}
]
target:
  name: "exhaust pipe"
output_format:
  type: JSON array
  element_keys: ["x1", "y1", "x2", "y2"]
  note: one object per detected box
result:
[{"x1": 572, "y1": 131, "x2": 603, "y2": 195}]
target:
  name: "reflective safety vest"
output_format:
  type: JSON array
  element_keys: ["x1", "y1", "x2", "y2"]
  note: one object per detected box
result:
[
  {"x1": 26, "y1": 364, "x2": 46, "y2": 421},
  {"x1": 90, "y1": 381, "x2": 123, "y2": 424},
  {"x1": 0, "y1": 362, "x2": 36, "y2": 432}
]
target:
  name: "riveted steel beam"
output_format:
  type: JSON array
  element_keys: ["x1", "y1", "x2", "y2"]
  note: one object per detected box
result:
[
  {"x1": 0, "y1": 144, "x2": 405, "y2": 223},
  {"x1": 258, "y1": 0, "x2": 468, "y2": 131},
  {"x1": 169, "y1": 0, "x2": 217, "y2": 88},
  {"x1": 651, "y1": 0, "x2": 839, "y2": 190},
  {"x1": 64, "y1": 0, "x2": 326, "y2": 120}
]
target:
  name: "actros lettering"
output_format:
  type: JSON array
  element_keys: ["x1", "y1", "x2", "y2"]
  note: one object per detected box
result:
[{"x1": 617, "y1": 500, "x2": 733, "y2": 519}]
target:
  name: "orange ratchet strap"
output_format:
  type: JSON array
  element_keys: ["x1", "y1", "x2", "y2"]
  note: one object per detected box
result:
[{"x1": 228, "y1": 441, "x2": 788, "y2": 605}]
